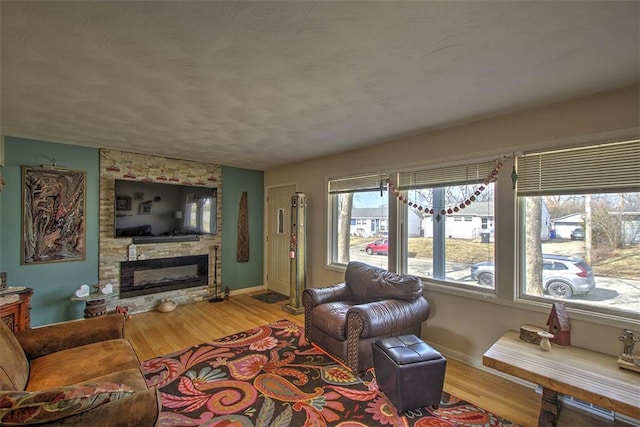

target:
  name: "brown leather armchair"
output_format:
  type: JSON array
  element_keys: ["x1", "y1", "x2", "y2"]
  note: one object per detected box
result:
[{"x1": 302, "y1": 261, "x2": 430, "y2": 374}]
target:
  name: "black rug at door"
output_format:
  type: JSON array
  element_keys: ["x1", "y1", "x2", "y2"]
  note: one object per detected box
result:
[{"x1": 252, "y1": 291, "x2": 289, "y2": 304}]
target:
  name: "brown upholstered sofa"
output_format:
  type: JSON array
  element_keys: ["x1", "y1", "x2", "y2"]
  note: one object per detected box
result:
[
  {"x1": 302, "y1": 261, "x2": 430, "y2": 374},
  {"x1": 0, "y1": 314, "x2": 160, "y2": 426}
]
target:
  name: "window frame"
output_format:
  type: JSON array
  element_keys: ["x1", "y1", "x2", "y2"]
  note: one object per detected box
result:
[
  {"x1": 327, "y1": 173, "x2": 389, "y2": 269},
  {"x1": 515, "y1": 139, "x2": 640, "y2": 318},
  {"x1": 395, "y1": 158, "x2": 502, "y2": 292},
  {"x1": 184, "y1": 196, "x2": 215, "y2": 234}
]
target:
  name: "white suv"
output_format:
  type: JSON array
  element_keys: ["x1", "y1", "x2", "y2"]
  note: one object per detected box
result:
[{"x1": 470, "y1": 254, "x2": 596, "y2": 298}]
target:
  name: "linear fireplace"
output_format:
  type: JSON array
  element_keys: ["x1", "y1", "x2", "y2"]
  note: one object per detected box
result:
[{"x1": 120, "y1": 254, "x2": 209, "y2": 298}]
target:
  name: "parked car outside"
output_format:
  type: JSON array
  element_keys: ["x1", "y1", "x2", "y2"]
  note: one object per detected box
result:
[
  {"x1": 570, "y1": 227, "x2": 585, "y2": 240},
  {"x1": 470, "y1": 254, "x2": 595, "y2": 298},
  {"x1": 363, "y1": 239, "x2": 388, "y2": 255}
]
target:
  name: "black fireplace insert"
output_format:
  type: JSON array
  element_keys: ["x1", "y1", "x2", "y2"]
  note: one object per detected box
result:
[{"x1": 120, "y1": 254, "x2": 209, "y2": 298}]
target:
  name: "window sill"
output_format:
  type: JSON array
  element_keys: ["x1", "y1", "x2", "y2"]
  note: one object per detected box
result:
[{"x1": 423, "y1": 280, "x2": 638, "y2": 330}]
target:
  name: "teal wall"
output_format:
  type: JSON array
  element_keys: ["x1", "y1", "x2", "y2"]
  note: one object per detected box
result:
[
  {"x1": 1, "y1": 137, "x2": 99, "y2": 326},
  {"x1": 221, "y1": 166, "x2": 264, "y2": 291},
  {"x1": 0, "y1": 151, "x2": 3, "y2": 272},
  {"x1": 0, "y1": 138, "x2": 264, "y2": 325}
]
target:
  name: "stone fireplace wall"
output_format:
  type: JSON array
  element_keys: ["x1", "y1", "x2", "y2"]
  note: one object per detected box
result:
[{"x1": 99, "y1": 149, "x2": 222, "y2": 314}]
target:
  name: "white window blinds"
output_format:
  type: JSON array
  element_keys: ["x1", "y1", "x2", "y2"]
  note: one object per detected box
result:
[
  {"x1": 328, "y1": 174, "x2": 388, "y2": 194},
  {"x1": 397, "y1": 160, "x2": 498, "y2": 189},
  {"x1": 516, "y1": 139, "x2": 640, "y2": 196}
]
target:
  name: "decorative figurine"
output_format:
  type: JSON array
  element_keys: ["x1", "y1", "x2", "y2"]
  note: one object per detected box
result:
[
  {"x1": 619, "y1": 330, "x2": 640, "y2": 360},
  {"x1": 538, "y1": 331, "x2": 554, "y2": 351},
  {"x1": 546, "y1": 302, "x2": 571, "y2": 347},
  {"x1": 158, "y1": 298, "x2": 177, "y2": 313},
  {"x1": 116, "y1": 305, "x2": 130, "y2": 319},
  {"x1": 75, "y1": 284, "x2": 90, "y2": 298},
  {"x1": 617, "y1": 329, "x2": 640, "y2": 372}
]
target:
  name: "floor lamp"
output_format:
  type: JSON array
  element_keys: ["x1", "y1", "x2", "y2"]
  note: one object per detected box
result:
[{"x1": 209, "y1": 245, "x2": 224, "y2": 303}]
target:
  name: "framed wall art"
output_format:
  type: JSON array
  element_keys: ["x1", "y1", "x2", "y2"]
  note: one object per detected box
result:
[
  {"x1": 116, "y1": 195, "x2": 132, "y2": 211},
  {"x1": 22, "y1": 166, "x2": 86, "y2": 264}
]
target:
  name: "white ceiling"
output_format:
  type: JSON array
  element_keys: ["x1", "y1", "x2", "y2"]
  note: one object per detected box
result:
[{"x1": 1, "y1": 1, "x2": 638, "y2": 170}]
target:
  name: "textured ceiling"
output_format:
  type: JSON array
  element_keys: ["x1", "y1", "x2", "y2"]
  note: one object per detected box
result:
[{"x1": 1, "y1": 1, "x2": 638, "y2": 170}]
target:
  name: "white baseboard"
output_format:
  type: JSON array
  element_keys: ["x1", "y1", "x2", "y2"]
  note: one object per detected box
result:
[
  {"x1": 228, "y1": 285, "x2": 265, "y2": 296},
  {"x1": 431, "y1": 342, "x2": 537, "y2": 390}
]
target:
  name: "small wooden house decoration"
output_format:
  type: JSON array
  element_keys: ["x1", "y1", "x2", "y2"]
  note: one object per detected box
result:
[{"x1": 547, "y1": 302, "x2": 571, "y2": 347}]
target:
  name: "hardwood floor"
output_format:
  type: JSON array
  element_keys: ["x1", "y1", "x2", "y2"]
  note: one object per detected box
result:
[{"x1": 125, "y1": 292, "x2": 630, "y2": 427}]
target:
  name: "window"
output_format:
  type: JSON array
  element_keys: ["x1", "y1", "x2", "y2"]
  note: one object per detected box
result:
[
  {"x1": 277, "y1": 209, "x2": 285, "y2": 234},
  {"x1": 328, "y1": 174, "x2": 388, "y2": 269},
  {"x1": 395, "y1": 160, "x2": 501, "y2": 290},
  {"x1": 184, "y1": 196, "x2": 215, "y2": 234},
  {"x1": 517, "y1": 139, "x2": 639, "y2": 316}
]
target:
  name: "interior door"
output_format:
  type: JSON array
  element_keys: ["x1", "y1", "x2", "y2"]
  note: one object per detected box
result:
[{"x1": 266, "y1": 185, "x2": 295, "y2": 296}]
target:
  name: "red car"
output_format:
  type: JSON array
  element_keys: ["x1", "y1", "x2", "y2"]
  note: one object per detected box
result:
[{"x1": 364, "y1": 239, "x2": 388, "y2": 255}]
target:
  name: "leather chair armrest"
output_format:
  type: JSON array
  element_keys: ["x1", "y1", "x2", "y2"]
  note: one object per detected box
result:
[
  {"x1": 303, "y1": 283, "x2": 352, "y2": 344},
  {"x1": 347, "y1": 297, "x2": 430, "y2": 338},
  {"x1": 302, "y1": 283, "x2": 350, "y2": 308},
  {"x1": 16, "y1": 314, "x2": 125, "y2": 360}
]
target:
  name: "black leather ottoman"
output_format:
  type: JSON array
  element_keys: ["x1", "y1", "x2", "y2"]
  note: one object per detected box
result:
[{"x1": 373, "y1": 335, "x2": 446, "y2": 413}]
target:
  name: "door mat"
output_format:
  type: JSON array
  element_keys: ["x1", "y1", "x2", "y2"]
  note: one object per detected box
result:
[{"x1": 252, "y1": 291, "x2": 289, "y2": 304}]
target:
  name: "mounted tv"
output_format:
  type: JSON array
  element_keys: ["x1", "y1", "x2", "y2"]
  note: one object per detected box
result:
[{"x1": 114, "y1": 179, "x2": 217, "y2": 243}]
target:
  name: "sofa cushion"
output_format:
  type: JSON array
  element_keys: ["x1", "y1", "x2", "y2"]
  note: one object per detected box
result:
[
  {"x1": 310, "y1": 301, "x2": 355, "y2": 340},
  {"x1": 0, "y1": 321, "x2": 29, "y2": 391},
  {"x1": 26, "y1": 339, "x2": 142, "y2": 391},
  {"x1": 82, "y1": 368, "x2": 150, "y2": 393},
  {"x1": 0, "y1": 382, "x2": 134, "y2": 425},
  {"x1": 345, "y1": 261, "x2": 423, "y2": 303}
]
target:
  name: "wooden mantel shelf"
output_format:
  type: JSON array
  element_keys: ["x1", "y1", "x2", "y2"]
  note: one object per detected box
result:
[{"x1": 483, "y1": 330, "x2": 640, "y2": 426}]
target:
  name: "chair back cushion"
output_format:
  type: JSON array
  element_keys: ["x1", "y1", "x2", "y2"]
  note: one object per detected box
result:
[
  {"x1": 345, "y1": 261, "x2": 423, "y2": 303},
  {"x1": 0, "y1": 321, "x2": 29, "y2": 391}
]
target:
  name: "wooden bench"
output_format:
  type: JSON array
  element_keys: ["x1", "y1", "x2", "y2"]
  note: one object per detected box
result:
[{"x1": 483, "y1": 330, "x2": 640, "y2": 426}]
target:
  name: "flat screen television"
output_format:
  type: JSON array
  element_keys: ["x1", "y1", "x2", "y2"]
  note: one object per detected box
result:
[{"x1": 114, "y1": 179, "x2": 217, "y2": 242}]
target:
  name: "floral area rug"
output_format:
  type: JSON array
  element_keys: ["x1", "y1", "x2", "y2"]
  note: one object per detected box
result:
[{"x1": 142, "y1": 320, "x2": 521, "y2": 426}]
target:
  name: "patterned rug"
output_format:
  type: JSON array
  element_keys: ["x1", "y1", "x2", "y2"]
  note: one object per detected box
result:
[
  {"x1": 142, "y1": 320, "x2": 521, "y2": 426},
  {"x1": 251, "y1": 291, "x2": 289, "y2": 304}
]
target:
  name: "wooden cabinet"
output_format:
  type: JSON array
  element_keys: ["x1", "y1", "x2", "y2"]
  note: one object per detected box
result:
[{"x1": 0, "y1": 288, "x2": 33, "y2": 333}]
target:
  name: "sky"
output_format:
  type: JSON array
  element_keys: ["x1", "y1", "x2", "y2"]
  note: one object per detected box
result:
[{"x1": 354, "y1": 191, "x2": 388, "y2": 208}]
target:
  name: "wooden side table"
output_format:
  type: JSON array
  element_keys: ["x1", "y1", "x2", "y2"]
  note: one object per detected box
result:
[
  {"x1": 483, "y1": 330, "x2": 640, "y2": 426},
  {"x1": 0, "y1": 287, "x2": 33, "y2": 332},
  {"x1": 71, "y1": 292, "x2": 119, "y2": 318}
]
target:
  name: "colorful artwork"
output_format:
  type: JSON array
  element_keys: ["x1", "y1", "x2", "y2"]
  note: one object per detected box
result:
[{"x1": 22, "y1": 167, "x2": 86, "y2": 264}]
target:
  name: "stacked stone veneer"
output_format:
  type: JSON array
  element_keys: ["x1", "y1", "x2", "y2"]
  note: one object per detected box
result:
[{"x1": 99, "y1": 149, "x2": 222, "y2": 314}]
